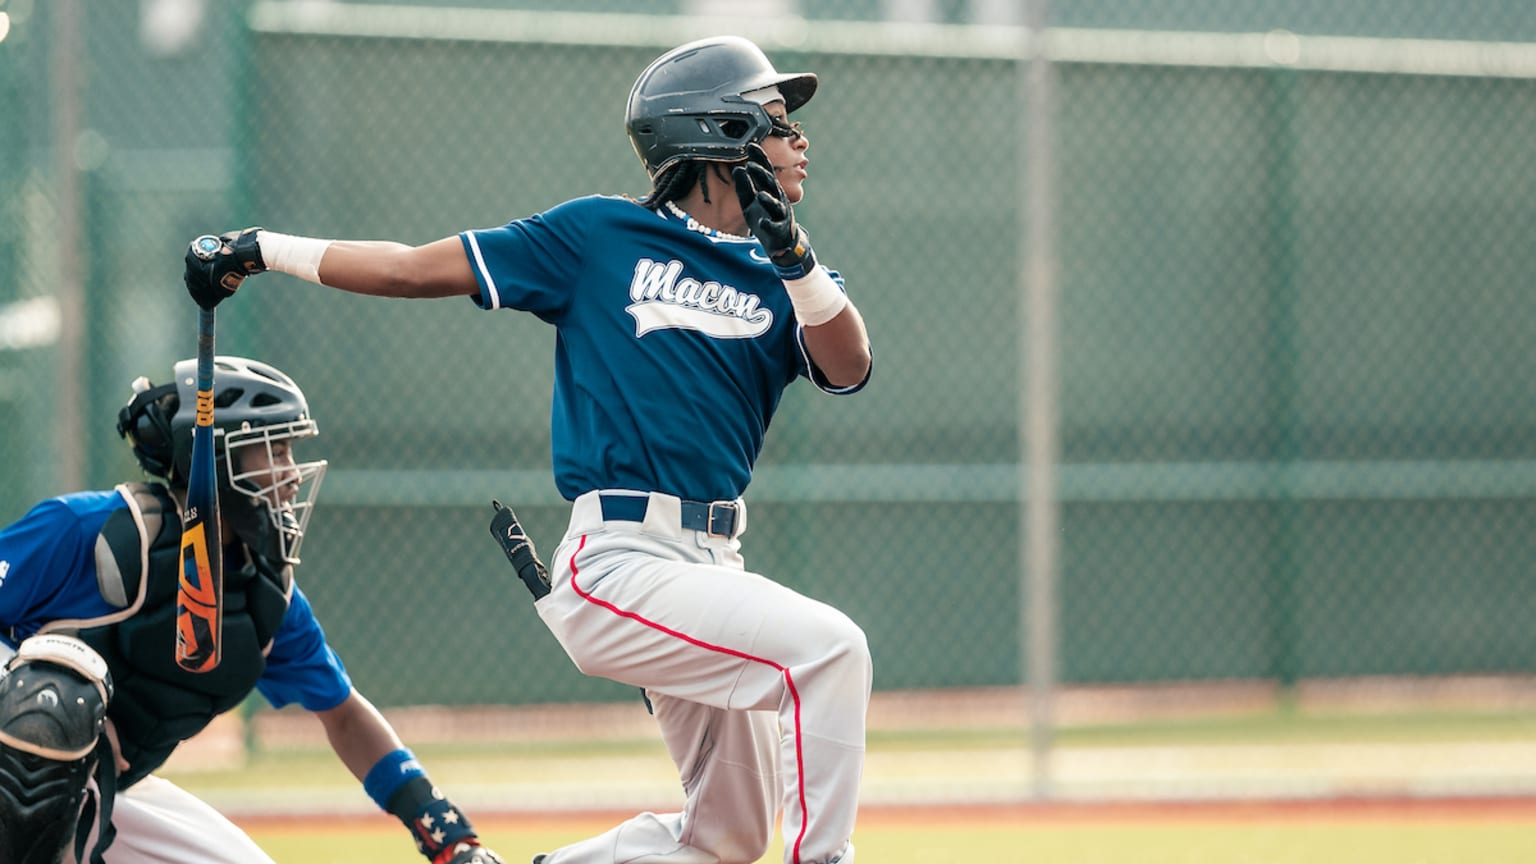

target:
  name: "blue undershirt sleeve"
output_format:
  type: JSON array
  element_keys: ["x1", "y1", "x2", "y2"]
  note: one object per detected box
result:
[{"x1": 255, "y1": 585, "x2": 354, "y2": 712}]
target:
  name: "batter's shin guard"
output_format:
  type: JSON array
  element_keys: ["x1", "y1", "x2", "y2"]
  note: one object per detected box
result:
[{"x1": 0, "y1": 635, "x2": 113, "y2": 864}]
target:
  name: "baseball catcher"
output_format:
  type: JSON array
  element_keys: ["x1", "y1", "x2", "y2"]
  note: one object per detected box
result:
[{"x1": 0, "y1": 356, "x2": 504, "y2": 864}]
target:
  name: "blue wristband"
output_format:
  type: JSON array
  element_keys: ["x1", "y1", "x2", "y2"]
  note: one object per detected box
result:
[{"x1": 363, "y1": 748, "x2": 425, "y2": 811}]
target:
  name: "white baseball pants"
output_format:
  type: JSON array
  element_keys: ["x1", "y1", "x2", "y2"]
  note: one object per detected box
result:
[
  {"x1": 535, "y1": 491, "x2": 870, "y2": 864},
  {"x1": 72, "y1": 774, "x2": 275, "y2": 864}
]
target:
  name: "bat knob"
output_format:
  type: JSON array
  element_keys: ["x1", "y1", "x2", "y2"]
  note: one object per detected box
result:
[{"x1": 190, "y1": 235, "x2": 223, "y2": 262}]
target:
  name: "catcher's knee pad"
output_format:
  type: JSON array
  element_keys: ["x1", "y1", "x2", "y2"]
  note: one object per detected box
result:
[{"x1": 0, "y1": 634, "x2": 113, "y2": 864}]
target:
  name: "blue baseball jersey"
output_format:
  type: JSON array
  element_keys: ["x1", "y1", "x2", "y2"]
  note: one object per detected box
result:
[
  {"x1": 0, "y1": 490, "x2": 353, "y2": 712},
  {"x1": 461, "y1": 195, "x2": 867, "y2": 503}
]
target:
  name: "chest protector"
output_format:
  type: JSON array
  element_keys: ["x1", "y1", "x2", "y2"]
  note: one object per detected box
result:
[{"x1": 42, "y1": 482, "x2": 292, "y2": 788}]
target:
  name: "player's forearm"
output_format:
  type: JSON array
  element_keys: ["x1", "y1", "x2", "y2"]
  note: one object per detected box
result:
[
  {"x1": 262, "y1": 232, "x2": 478, "y2": 299},
  {"x1": 330, "y1": 694, "x2": 499, "y2": 864},
  {"x1": 802, "y1": 301, "x2": 871, "y2": 388},
  {"x1": 316, "y1": 689, "x2": 407, "y2": 782}
]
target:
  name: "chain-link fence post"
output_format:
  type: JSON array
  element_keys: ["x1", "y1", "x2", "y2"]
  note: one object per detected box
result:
[{"x1": 1019, "y1": 0, "x2": 1062, "y2": 801}]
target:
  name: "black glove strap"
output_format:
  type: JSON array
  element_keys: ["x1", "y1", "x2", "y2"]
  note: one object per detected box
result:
[
  {"x1": 490, "y1": 500, "x2": 551, "y2": 599},
  {"x1": 387, "y1": 775, "x2": 477, "y2": 861},
  {"x1": 226, "y1": 228, "x2": 267, "y2": 274}
]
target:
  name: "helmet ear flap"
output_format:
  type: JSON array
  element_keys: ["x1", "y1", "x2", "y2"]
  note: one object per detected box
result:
[{"x1": 116, "y1": 382, "x2": 179, "y2": 479}]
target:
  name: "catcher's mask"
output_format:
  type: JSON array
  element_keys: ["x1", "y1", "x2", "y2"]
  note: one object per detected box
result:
[
  {"x1": 625, "y1": 35, "x2": 817, "y2": 180},
  {"x1": 116, "y1": 355, "x2": 327, "y2": 565}
]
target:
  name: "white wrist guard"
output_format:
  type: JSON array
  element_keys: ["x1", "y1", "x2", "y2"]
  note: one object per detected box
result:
[
  {"x1": 783, "y1": 267, "x2": 848, "y2": 327},
  {"x1": 256, "y1": 231, "x2": 332, "y2": 285}
]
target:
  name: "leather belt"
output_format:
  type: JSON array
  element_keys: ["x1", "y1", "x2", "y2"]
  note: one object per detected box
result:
[{"x1": 599, "y1": 494, "x2": 739, "y2": 538}]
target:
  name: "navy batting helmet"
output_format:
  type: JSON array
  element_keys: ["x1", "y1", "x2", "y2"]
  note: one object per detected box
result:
[{"x1": 625, "y1": 35, "x2": 817, "y2": 179}]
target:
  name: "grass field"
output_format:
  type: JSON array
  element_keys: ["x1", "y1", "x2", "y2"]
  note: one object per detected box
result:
[
  {"x1": 243, "y1": 801, "x2": 1536, "y2": 864},
  {"x1": 169, "y1": 704, "x2": 1536, "y2": 810},
  {"x1": 164, "y1": 689, "x2": 1536, "y2": 863}
]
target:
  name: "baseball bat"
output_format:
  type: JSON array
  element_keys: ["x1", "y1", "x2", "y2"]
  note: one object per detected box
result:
[{"x1": 177, "y1": 239, "x2": 225, "y2": 673}]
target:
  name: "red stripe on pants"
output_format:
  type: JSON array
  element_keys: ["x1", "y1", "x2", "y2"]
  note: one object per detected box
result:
[{"x1": 567, "y1": 534, "x2": 811, "y2": 864}]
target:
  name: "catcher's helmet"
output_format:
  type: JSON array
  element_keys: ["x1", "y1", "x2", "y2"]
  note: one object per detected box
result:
[
  {"x1": 626, "y1": 35, "x2": 817, "y2": 178},
  {"x1": 116, "y1": 356, "x2": 327, "y2": 564}
]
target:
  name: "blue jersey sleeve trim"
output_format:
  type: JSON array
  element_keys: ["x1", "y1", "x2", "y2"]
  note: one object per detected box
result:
[
  {"x1": 459, "y1": 197, "x2": 607, "y2": 321},
  {"x1": 461, "y1": 230, "x2": 499, "y2": 310},
  {"x1": 797, "y1": 325, "x2": 872, "y2": 395}
]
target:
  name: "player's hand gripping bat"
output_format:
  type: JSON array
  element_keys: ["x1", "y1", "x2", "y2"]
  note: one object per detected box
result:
[
  {"x1": 183, "y1": 227, "x2": 264, "y2": 310},
  {"x1": 176, "y1": 236, "x2": 228, "y2": 672}
]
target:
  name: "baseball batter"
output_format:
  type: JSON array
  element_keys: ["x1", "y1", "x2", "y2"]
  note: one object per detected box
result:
[{"x1": 185, "y1": 36, "x2": 873, "y2": 864}]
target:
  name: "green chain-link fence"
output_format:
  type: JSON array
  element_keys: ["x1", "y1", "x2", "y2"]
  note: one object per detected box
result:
[{"x1": 4, "y1": 1, "x2": 1533, "y2": 726}]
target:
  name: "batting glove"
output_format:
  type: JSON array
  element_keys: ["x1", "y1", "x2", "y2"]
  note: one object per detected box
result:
[
  {"x1": 489, "y1": 500, "x2": 551, "y2": 600},
  {"x1": 731, "y1": 143, "x2": 817, "y2": 280},
  {"x1": 183, "y1": 227, "x2": 266, "y2": 310}
]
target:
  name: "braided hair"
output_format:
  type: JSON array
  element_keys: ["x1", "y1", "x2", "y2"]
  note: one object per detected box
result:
[{"x1": 636, "y1": 160, "x2": 727, "y2": 210}]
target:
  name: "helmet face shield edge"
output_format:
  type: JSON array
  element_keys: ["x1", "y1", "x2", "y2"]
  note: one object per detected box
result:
[{"x1": 222, "y1": 417, "x2": 326, "y2": 566}]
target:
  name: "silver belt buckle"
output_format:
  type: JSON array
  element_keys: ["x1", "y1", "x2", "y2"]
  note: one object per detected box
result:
[{"x1": 707, "y1": 501, "x2": 736, "y2": 537}]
